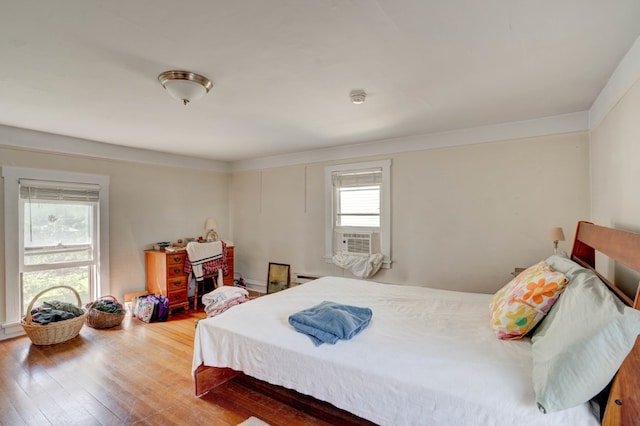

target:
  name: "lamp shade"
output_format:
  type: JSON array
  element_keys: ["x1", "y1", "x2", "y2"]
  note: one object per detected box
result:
[
  {"x1": 204, "y1": 217, "x2": 218, "y2": 231},
  {"x1": 548, "y1": 227, "x2": 565, "y2": 242}
]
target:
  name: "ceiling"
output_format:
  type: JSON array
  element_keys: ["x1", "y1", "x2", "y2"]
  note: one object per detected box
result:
[{"x1": 1, "y1": 1, "x2": 639, "y2": 163}]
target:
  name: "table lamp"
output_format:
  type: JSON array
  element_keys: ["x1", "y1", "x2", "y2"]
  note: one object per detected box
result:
[
  {"x1": 548, "y1": 227, "x2": 565, "y2": 255},
  {"x1": 205, "y1": 217, "x2": 219, "y2": 242}
]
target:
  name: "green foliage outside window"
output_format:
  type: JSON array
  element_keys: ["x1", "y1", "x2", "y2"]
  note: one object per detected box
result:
[{"x1": 21, "y1": 201, "x2": 94, "y2": 315}]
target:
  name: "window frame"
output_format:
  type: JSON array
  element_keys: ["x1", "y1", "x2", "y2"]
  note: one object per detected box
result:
[
  {"x1": 2, "y1": 166, "x2": 110, "y2": 338},
  {"x1": 324, "y1": 160, "x2": 391, "y2": 268}
]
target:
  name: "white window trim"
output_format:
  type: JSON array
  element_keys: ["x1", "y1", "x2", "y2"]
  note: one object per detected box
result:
[
  {"x1": 2, "y1": 166, "x2": 110, "y2": 339},
  {"x1": 324, "y1": 160, "x2": 391, "y2": 268}
]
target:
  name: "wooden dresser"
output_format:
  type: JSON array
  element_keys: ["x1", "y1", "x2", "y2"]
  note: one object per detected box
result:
[
  {"x1": 145, "y1": 250, "x2": 190, "y2": 314},
  {"x1": 145, "y1": 245, "x2": 235, "y2": 314}
]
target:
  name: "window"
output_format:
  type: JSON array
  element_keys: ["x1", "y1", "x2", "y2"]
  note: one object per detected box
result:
[
  {"x1": 324, "y1": 160, "x2": 391, "y2": 267},
  {"x1": 334, "y1": 170, "x2": 381, "y2": 228},
  {"x1": 2, "y1": 167, "x2": 109, "y2": 338},
  {"x1": 20, "y1": 180, "x2": 99, "y2": 314}
]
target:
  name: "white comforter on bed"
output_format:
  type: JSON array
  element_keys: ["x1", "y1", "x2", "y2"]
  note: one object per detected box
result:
[{"x1": 193, "y1": 276, "x2": 598, "y2": 426}]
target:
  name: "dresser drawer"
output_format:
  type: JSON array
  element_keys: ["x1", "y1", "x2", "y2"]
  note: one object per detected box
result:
[
  {"x1": 166, "y1": 252, "x2": 186, "y2": 266},
  {"x1": 167, "y1": 276, "x2": 187, "y2": 292},
  {"x1": 167, "y1": 289, "x2": 188, "y2": 306},
  {"x1": 167, "y1": 264, "x2": 185, "y2": 278}
]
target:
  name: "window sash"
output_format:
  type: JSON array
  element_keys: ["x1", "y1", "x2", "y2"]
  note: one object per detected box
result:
[
  {"x1": 21, "y1": 265, "x2": 94, "y2": 316},
  {"x1": 23, "y1": 258, "x2": 96, "y2": 272},
  {"x1": 337, "y1": 186, "x2": 380, "y2": 214},
  {"x1": 334, "y1": 170, "x2": 382, "y2": 229}
]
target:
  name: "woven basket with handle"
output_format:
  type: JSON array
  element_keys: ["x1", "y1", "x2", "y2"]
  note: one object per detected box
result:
[
  {"x1": 86, "y1": 295, "x2": 125, "y2": 329},
  {"x1": 21, "y1": 285, "x2": 87, "y2": 345}
]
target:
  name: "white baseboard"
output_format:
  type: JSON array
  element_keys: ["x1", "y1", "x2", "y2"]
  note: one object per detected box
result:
[
  {"x1": 0, "y1": 322, "x2": 26, "y2": 341},
  {"x1": 245, "y1": 278, "x2": 267, "y2": 294}
]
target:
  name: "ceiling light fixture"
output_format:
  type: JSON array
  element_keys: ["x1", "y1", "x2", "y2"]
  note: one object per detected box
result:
[
  {"x1": 158, "y1": 70, "x2": 213, "y2": 106},
  {"x1": 350, "y1": 89, "x2": 366, "y2": 105}
]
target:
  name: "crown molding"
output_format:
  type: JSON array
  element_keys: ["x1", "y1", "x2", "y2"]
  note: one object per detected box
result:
[
  {"x1": 230, "y1": 111, "x2": 589, "y2": 172},
  {"x1": 590, "y1": 35, "x2": 640, "y2": 130},
  {"x1": 0, "y1": 110, "x2": 592, "y2": 174},
  {"x1": 0, "y1": 124, "x2": 230, "y2": 173}
]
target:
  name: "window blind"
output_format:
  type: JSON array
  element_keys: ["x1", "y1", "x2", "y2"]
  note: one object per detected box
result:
[
  {"x1": 334, "y1": 169, "x2": 381, "y2": 227},
  {"x1": 19, "y1": 179, "x2": 100, "y2": 202},
  {"x1": 332, "y1": 169, "x2": 382, "y2": 187}
]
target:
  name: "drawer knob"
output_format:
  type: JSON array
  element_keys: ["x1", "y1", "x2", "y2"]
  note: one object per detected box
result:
[
  {"x1": 174, "y1": 268, "x2": 181, "y2": 274},
  {"x1": 173, "y1": 256, "x2": 182, "y2": 263}
]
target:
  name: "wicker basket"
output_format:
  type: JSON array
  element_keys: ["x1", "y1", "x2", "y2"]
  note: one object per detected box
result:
[
  {"x1": 86, "y1": 295, "x2": 125, "y2": 329},
  {"x1": 21, "y1": 285, "x2": 87, "y2": 345}
]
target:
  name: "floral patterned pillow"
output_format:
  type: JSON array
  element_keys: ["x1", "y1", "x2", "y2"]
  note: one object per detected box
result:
[{"x1": 489, "y1": 260, "x2": 568, "y2": 340}]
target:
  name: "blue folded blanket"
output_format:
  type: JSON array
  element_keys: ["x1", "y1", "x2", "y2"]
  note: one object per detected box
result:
[{"x1": 288, "y1": 301, "x2": 373, "y2": 346}]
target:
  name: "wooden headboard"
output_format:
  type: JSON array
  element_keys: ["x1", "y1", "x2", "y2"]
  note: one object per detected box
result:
[
  {"x1": 570, "y1": 221, "x2": 640, "y2": 425},
  {"x1": 571, "y1": 221, "x2": 640, "y2": 309}
]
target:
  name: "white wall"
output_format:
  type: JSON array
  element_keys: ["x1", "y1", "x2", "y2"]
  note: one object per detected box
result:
[
  {"x1": 231, "y1": 132, "x2": 591, "y2": 294},
  {"x1": 0, "y1": 141, "x2": 229, "y2": 327},
  {"x1": 591, "y1": 75, "x2": 640, "y2": 229},
  {"x1": 590, "y1": 76, "x2": 640, "y2": 296}
]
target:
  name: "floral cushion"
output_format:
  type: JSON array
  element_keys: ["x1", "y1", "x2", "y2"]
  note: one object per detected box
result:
[{"x1": 489, "y1": 260, "x2": 568, "y2": 340}]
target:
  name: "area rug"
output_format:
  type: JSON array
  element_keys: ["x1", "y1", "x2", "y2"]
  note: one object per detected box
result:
[{"x1": 237, "y1": 416, "x2": 270, "y2": 426}]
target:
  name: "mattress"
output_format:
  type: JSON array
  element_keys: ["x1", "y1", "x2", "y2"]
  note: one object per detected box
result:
[{"x1": 193, "y1": 276, "x2": 598, "y2": 426}]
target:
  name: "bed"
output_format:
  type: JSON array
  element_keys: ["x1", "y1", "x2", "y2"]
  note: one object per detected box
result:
[{"x1": 192, "y1": 222, "x2": 640, "y2": 425}]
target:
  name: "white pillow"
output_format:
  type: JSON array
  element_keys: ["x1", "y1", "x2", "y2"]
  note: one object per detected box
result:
[{"x1": 531, "y1": 257, "x2": 640, "y2": 413}]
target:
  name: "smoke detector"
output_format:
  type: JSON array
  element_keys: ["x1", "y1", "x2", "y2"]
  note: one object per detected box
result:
[{"x1": 350, "y1": 89, "x2": 366, "y2": 104}]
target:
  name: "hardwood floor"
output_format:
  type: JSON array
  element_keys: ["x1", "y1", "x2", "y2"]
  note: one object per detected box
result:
[{"x1": 0, "y1": 309, "x2": 372, "y2": 426}]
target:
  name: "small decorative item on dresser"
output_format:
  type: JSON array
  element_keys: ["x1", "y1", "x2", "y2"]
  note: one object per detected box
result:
[
  {"x1": 204, "y1": 217, "x2": 219, "y2": 242},
  {"x1": 85, "y1": 295, "x2": 126, "y2": 329},
  {"x1": 21, "y1": 285, "x2": 88, "y2": 345},
  {"x1": 153, "y1": 242, "x2": 171, "y2": 251}
]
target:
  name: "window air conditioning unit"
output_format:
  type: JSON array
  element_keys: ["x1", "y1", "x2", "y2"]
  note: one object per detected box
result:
[{"x1": 342, "y1": 232, "x2": 372, "y2": 255}]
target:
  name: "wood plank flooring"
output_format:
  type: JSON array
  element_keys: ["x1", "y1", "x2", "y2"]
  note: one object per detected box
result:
[{"x1": 0, "y1": 309, "x2": 372, "y2": 426}]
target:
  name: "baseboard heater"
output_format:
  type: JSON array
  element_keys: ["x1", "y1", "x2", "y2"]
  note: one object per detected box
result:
[{"x1": 292, "y1": 273, "x2": 322, "y2": 285}]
